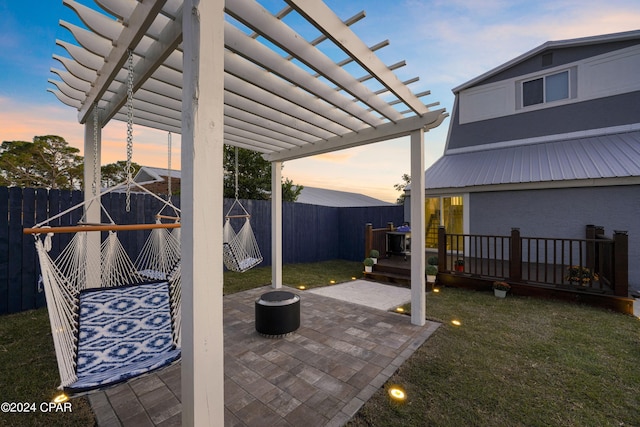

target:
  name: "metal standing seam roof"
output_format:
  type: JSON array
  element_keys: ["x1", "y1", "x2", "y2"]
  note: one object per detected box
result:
[
  {"x1": 423, "y1": 130, "x2": 640, "y2": 190},
  {"x1": 48, "y1": 0, "x2": 447, "y2": 163},
  {"x1": 134, "y1": 166, "x2": 182, "y2": 183},
  {"x1": 294, "y1": 186, "x2": 393, "y2": 207}
]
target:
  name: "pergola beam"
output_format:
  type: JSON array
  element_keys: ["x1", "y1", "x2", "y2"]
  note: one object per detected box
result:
[{"x1": 264, "y1": 109, "x2": 448, "y2": 162}]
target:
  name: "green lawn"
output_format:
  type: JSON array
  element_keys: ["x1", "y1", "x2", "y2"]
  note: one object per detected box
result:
[
  {"x1": 348, "y1": 287, "x2": 640, "y2": 427},
  {"x1": 2, "y1": 261, "x2": 639, "y2": 426}
]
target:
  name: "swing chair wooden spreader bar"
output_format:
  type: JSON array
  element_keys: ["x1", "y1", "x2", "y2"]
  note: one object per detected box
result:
[
  {"x1": 156, "y1": 214, "x2": 181, "y2": 221},
  {"x1": 24, "y1": 222, "x2": 181, "y2": 235},
  {"x1": 225, "y1": 214, "x2": 251, "y2": 219}
]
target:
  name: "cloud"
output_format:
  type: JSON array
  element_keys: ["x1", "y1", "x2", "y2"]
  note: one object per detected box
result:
[{"x1": 392, "y1": 0, "x2": 640, "y2": 90}]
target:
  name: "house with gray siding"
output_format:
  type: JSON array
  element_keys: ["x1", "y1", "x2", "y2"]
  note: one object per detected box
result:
[{"x1": 406, "y1": 30, "x2": 640, "y2": 292}]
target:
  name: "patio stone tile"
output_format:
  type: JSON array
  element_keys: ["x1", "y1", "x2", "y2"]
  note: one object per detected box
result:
[
  {"x1": 284, "y1": 403, "x2": 328, "y2": 427},
  {"x1": 105, "y1": 386, "x2": 146, "y2": 420},
  {"x1": 305, "y1": 389, "x2": 342, "y2": 419},
  {"x1": 246, "y1": 377, "x2": 280, "y2": 403},
  {"x1": 224, "y1": 380, "x2": 257, "y2": 413},
  {"x1": 146, "y1": 396, "x2": 181, "y2": 425},
  {"x1": 347, "y1": 363, "x2": 384, "y2": 389},
  {"x1": 129, "y1": 375, "x2": 166, "y2": 397},
  {"x1": 224, "y1": 408, "x2": 245, "y2": 427},
  {"x1": 120, "y1": 410, "x2": 154, "y2": 427},
  {"x1": 341, "y1": 396, "x2": 366, "y2": 419},
  {"x1": 88, "y1": 392, "x2": 122, "y2": 427},
  {"x1": 156, "y1": 412, "x2": 181, "y2": 427},
  {"x1": 327, "y1": 411, "x2": 353, "y2": 427},
  {"x1": 233, "y1": 398, "x2": 285, "y2": 427},
  {"x1": 314, "y1": 374, "x2": 357, "y2": 403},
  {"x1": 279, "y1": 376, "x2": 318, "y2": 402},
  {"x1": 266, "y1": 391, "x2": 302, "y2": 417},
  {"x1": 138, "y1": 385, "x2": 176, "y2": 410},
  {"x1": 289, "y1": 363, "x2": 325, "y2": 385}
]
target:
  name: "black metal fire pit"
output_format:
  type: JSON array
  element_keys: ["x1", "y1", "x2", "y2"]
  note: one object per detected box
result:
[{"x1": 255, "y1": 291, "x2": 300, "y2": 337}]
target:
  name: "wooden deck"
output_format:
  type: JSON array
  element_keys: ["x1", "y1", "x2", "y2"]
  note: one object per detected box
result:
[{"x1": 364, "y1": 254, "x2": 634, "y2": 315}]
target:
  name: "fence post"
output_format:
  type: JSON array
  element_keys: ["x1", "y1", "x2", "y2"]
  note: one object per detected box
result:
[
  {"x1": 509, "y1": 228, "x2": 522, "y2": 282},
  {"x1": 365, "y1": 223, "x2": 373, "y2": 259},
  {"x1": 613, "y1": 230, "x2": 628, "y2": 297},
  {"x1": 438, "y1": 226, "x2": 446, "y2": 271}
]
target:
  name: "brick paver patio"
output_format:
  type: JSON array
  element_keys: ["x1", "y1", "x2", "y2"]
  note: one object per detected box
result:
[{"x1": 88, "y1": 285, "x2": 439, "y2": 426}]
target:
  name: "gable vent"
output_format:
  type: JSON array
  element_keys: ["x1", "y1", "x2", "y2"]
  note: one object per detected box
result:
[{"x1": 541, "y1": 52, "x2": 553, "y2": 67}]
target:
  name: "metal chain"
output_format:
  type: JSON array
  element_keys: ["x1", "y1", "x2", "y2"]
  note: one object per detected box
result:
[
  {"x1": 92, "y1": 104, "x2": 99, "y2": 196},
  {"x1": 234, "y1": 146, "x2": 239, "y2": 200},
  {"x1": 126, "y1": 49, "x2": 134, "y2": 212},
  {"x1": 167, "y1": 132, "x2": 172, "y2": 200}
]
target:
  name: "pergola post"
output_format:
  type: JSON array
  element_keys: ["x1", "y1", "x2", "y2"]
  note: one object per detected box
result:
[
  {"x1": 272, "y1": 161, "x2": 283, "y2": 288},
  {"x1": 410, "y1": 128, "x2": 426, "y2": 326},
  {"x1": 181, "y1": 0, "x2": 225, "y2": 425},
  {"x1": 83, "y1": 110, "x2": 101, "y2": 289}
]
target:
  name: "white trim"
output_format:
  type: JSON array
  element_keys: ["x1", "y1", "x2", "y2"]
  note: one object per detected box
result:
[
  {"x1": 446, "y1": 123, "x2": 640, "y2": 155},
  {"x1": 410, "y1": 129, "x2": 426, "y2": 326},
  {"x1": 181, "y1": 1, "x2": 225, "y2": 424},
  {"x1": 271, "y1": 161, "x2": 283, "y2": 289}
]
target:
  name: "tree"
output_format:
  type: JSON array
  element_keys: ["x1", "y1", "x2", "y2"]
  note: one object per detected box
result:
[
  {"x1": 223, "y1": 145, "x2": 303, "y2": 202},
  {"x1": 101, "y1": 161, "x2": 142, "y2": 188},
  {"x1": 0, "y1": 135, "x2": 83, "y2": 189},
  {"x1": 394, "y1": 173, "x2": 411, "y2": 204}
]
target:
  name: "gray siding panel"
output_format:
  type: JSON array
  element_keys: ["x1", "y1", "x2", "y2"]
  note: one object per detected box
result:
[
  {"x1": 477, "y1": 40, "x2": 640, "y2": 87},
  {"x1": 447, "y1": 91, "x2": 640, "y2": 150},
  {"x1": 469, "y1": 186, "x2": 640, "y2": 288}
]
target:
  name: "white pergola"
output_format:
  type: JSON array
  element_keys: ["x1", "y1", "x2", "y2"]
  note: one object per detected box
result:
[{"x1": 48, "y1": 0, "x2": 447, "y2": 424}]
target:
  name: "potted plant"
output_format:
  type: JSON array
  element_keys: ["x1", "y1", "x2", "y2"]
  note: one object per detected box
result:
[
  {"x1": 492, "y1": 281, "x2": 510, "y2": 298},
  {"x1": 454, "y1": 259, "x2": 464, "y2": 272},
  {"x1": 363, "y1": 257, "x2": 374, "y2": 273},
  {"x1": 427, "y1": 256, "x2": 438, "y2": 266},
  {"x1": 426, "y1": 265, "x2": 438, "y2": 283},
  {"x1": 565, "y1": 265, "x2": 598, "y2": 286},
  {"x1": 370, "y1": 249, "x2": 380, "y2": 264}
]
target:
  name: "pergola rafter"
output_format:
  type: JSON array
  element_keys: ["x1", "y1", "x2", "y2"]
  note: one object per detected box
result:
[{"x1": 49, "y1": 0, "x2": 447, "y2": 162}]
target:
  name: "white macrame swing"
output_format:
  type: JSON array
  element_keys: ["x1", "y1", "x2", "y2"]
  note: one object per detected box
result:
[
  {"x1": 27, "y1": 52, "x2": 181, "y2": 392},
  {"x1": 222, "y1": 147, "x2": 263, "y2": 273}
]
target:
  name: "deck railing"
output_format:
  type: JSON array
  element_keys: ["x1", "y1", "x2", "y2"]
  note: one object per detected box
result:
[
  {"x1": 364, "y1": 222, "x2": 395, "y2": 259},
  {"x1": 438, "y1": 226, "x2": 628, "y2": 296}
]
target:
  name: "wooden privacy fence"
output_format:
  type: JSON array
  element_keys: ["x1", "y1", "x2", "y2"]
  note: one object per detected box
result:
[
  {"x1": 0, "y1": 186, "x2": 402, "y2": 315},
  {"x1": 437, "y1": 225, "x2": 629, "y2": 297}
]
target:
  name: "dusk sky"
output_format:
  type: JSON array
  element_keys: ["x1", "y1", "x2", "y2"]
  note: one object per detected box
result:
[{"x1": 1, "y1": 0, "x2": 639, "y2": 201}]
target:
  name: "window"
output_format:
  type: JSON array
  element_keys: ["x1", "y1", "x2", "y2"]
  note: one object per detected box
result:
[{"x1": 522, "y1": 70, "x2": 569, "y2": 107}]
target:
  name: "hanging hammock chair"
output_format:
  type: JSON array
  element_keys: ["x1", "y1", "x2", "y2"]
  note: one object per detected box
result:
[
  {"x1": 26, "y1": 182, "x2": 182, "y2": 392},
  {"x1": 222, "y1": 147, "x2": 263, "y2": 272},
  {"x1": 223, "y1": 200, "x2": 263, "y2": 272},
  {"x1": 24, "y1": 53, "x2": 183, "y2": 392}
]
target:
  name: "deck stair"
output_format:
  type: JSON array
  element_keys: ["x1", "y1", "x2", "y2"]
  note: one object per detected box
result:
[{"x1": 363, "y1": 257, "x2": 412, "y2": 286}]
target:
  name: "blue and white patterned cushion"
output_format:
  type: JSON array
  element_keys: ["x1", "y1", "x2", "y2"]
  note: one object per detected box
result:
[{"x1": 67, "y1": 281, "x2": 180, "y2": 392}]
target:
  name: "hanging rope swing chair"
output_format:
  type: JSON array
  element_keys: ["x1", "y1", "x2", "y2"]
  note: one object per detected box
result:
[
  {"x1": 222, "y1": 147, "x2": 263, "y2": 273},
  {"x1": 25, "y1": 51, "x2": 181, "y2": 392}
]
